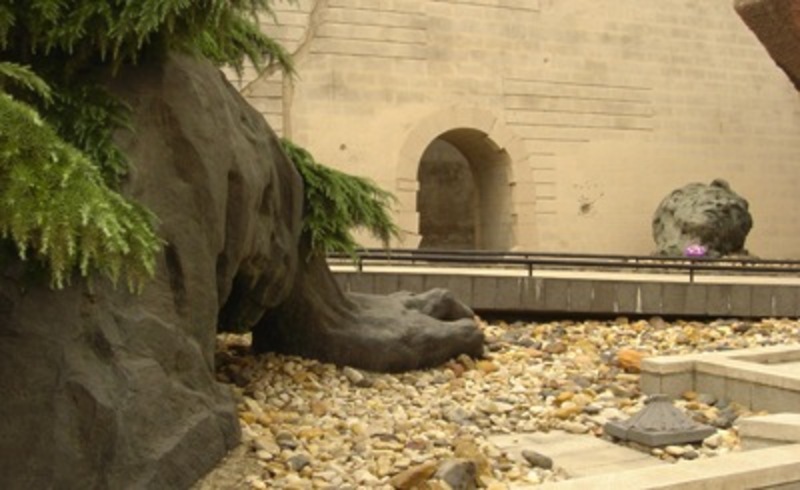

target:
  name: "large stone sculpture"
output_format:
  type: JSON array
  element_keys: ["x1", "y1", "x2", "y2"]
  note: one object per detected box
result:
[
  {"x1": 652, "y1": 179, "x2": 753, "y2": 257},
  {"x1": 252, "y1": 248, "x2": 484, "y2": 372},
  {"x1": 0, "y1": 54, "x2": 301, "y2": 489},
  {"x1": 0, "y1": 54, "x2": 483, "y2": 488}
]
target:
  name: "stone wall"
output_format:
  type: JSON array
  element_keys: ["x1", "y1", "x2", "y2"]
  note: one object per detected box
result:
[{"x1": 230, "y1": 0, "x2": 800, "y2": 258}]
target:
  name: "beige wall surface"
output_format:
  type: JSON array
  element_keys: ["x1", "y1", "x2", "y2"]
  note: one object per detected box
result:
[{"x1": 229, "y1": 0, "x2": 800, "y2": 258}]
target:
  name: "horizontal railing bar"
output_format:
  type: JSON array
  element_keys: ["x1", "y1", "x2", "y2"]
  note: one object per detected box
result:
[
  {"x1": 327, "y1": 248, "x2": 800, "y2": 276},
  {"x1": 331, "y1": 248, "x2": 800, "y2": 265}
]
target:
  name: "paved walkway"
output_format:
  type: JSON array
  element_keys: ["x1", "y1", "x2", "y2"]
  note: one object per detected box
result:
[{"x1": 489, "y1": 431, "x2": 664, "y2": 481}]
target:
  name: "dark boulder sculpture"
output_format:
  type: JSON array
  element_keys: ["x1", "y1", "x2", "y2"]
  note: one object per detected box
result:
[
  {"x1": 0, "y1": 53, "x2": 483, "y2": 488},
  {"x1": 0, "y1": 54, "x2": 305, "y2": 490},
  {"x1": 652, "y1": 179, "x2": 753, "y2": 257},
  {"x1": 251, "y1": 241, "x2": 484, "y2": 372}
]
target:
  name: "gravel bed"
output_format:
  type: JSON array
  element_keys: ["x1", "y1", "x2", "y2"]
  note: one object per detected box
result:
[{"x1": 194, "y1": 317, "x2": 800, "y2": 489}]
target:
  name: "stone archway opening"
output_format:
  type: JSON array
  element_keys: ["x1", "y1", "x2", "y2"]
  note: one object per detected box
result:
[{"x1": 416, "y1": 128, "x2": 513, "y2": 250}]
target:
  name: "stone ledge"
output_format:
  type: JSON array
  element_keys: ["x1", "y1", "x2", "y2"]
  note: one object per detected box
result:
[
  {"x1": 695, "y1": 359, "x2": 800, "y2": 390},
  {"x1": 739, "y1": 413, "x2": 800, "y2": 450},
  {"x1": 641, "y1": 356, "x2": 699, "y2": 374},
  {"x1": 640, "y1": 345, "x2": 800, "y2": 410}
]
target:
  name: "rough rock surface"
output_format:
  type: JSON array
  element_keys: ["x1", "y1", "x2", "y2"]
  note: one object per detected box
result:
[
  {"x1": 0, "y1": 52, "x2": 485, "y2": 488},
  {"x1": 252, "y1": 240, "x2": 485, "y2": 372},
  {"x1": 652, "y1": 179, "x2": 753, "y2": 257},
  {"x1": 0, "y1": 54, "x2": 304, "y2": 489},
  {"x1": 735, "y1": 0, "x2": 800, "y2": 90}
]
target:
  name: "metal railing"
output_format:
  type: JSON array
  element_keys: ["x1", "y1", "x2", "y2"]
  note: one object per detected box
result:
[{"x1": 328, "y1": 248, "x2": 800, "y2": 283}]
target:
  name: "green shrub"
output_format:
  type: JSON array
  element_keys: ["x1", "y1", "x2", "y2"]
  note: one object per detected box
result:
[
  {"x1": 0, "y1": 0, "x2": 293, "y2": 77},
  {"x1": 280, "y1": 138, "x2": 400, "y2": 258},
  {"x1": 0, "y1": 1, "x2": 293, "y2": 289},
  {"x1": 0, "y1": 91, "x2": 161, "y2": 289}
]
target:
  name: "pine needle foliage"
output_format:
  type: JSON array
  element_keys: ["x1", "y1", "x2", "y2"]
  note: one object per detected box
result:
[
  {"x1": 0, "y1": 0, "x2": 293, "y2": 77},
  {"x1": 194, "y1": 1, "x2": 294, "y2": 77},
  {"x1": 280, "y1": 138, "x2": 400, "y2": 258},
  {"x1": 0, "y1": 62, "x2": 52, "y2": 102},
  {"x1": 1, "y1": 0, "x2": 294, "y2": 180},
  {"x1": 44, "y1": 84, "x2": 132, "y2": 185},
  {"x1": 1, "y1": 1, "x2": 294, "y2": 183},
  {"x1": 0, "y1": 57, "x2": 159, "y2": 290},
  {"x1": 0, "y1": 1, "x2": 295, "y2": 289},
  {"x1": 0, "y1": 92, "x2": 162, "y2": 290}
]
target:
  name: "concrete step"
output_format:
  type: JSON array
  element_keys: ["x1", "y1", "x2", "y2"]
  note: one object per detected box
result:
[
  {"x1": 534, "y1": 443, "x2": 800, "y2": 490},
  {"x1": 739, "y1": 412, "x2": 800, "y2": 450},
  {"x1": 641, "y1": 345, "x2": 800, "y2": 413}
]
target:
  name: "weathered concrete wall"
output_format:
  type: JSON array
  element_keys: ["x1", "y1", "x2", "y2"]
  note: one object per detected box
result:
[
  {"x1": 335, "y1": 271, "x2": 800, "y2": 319},
  {"x1": 229, "y1": 0, "x2": 800, "y2": 258}
]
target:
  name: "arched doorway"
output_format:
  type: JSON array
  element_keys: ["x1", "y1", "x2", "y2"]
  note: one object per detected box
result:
[{"x1": 416, "y1": 128, "x2": 513, "y2": 251}]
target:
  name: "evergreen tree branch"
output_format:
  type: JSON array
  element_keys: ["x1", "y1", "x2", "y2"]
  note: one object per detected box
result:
[
  {"x1": 280, "y1": 138, "x2": 400, "y2": 258},
  {"x1": 0, "y1": 0, "x2": 296, "y2": 290},
  {"x1": 0, "y1": 92, "x2": 162, "y2": 290},
  {"x1": 0, "y1": 62, "x2": 52, "y2": 102}
]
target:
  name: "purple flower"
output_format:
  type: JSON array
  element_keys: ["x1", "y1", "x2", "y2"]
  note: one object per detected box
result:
[{"x1": 683, "y1": 244, "x2": 707, "y2": 257}]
